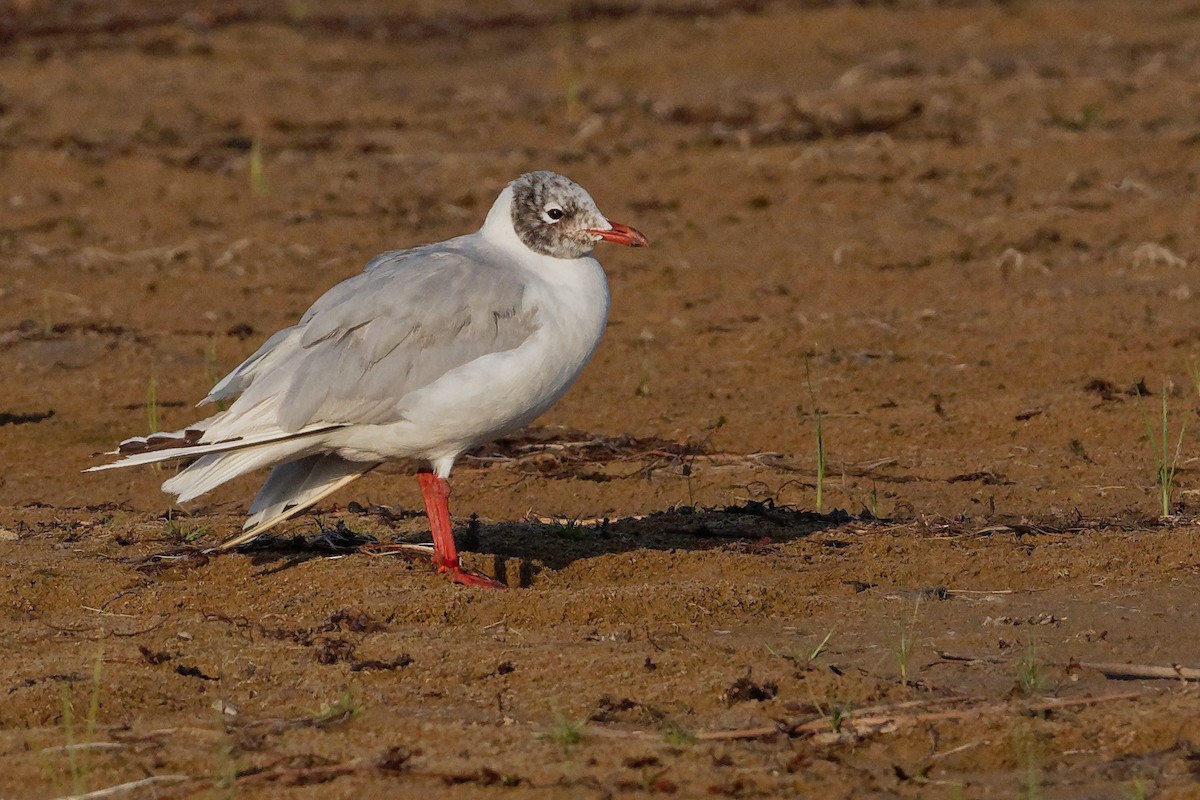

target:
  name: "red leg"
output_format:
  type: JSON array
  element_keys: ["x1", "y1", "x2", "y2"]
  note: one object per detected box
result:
[{"x1": 416, "y1": 470, "x2": 507, "y2": 589}]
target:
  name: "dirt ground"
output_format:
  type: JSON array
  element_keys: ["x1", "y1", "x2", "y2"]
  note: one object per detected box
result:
[{"x1": 5, "y1": 0, "x2": 1200, "y2": 797}]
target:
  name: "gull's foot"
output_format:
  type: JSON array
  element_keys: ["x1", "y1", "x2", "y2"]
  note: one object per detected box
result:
[{"x1": 436, "y1": 561, "x2": 508, "y2": 590}]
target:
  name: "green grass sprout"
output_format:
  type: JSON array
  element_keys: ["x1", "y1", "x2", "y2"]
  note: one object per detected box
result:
[
  {"x1": 1136, "y1": 380, "x2": 1185, "y2": 517},
  {"x1": 804, "y1": 357, "x2": 826, "y2": 513}
]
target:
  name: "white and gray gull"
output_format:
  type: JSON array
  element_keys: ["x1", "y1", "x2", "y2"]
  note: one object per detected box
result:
[{"x1": 88, "y1": 171, "x2": 648, "y2": 588}]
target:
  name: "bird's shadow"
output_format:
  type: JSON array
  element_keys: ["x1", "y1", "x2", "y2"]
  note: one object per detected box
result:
[
  {"x1": 463, "y1": 501, "x2": 863, "y2": 587},
  {"x1": 212, "y1": 501, "x2": 866, "y2": 587}
]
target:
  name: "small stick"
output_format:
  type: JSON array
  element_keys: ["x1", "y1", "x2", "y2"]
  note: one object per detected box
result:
[
  {"x1": 943, "y1": 653, "x2": 1200, "y2": 681},
  {"x1": 359, "y1": 543, "x2": 434, "y2": 557},
  {"x1": 38, "y1": 742, "x2": 127, "y2": 754},
  {"x1": 926, "y1": 740, "x2": 984, "y2": 762},
  {"x1": 51, "y1": 775, "x2": 191, "y2": 800},
  {"x1": 81, "y1": 607, "x2": 136, "y2": 618},
  {"x1": 943, "y1": 589, "x2": 1018, "y2": 595},
  {"x1": 1078, "y1": 661, "x2": 1200, "y2": 681},
  {"x1": 935, "y1": 650, "x2": 1010, "y2": 664}
]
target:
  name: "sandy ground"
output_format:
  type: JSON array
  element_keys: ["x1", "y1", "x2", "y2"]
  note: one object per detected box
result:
[{"x1": 5, "y1": 1, "x2": 1200, "y2": 797}]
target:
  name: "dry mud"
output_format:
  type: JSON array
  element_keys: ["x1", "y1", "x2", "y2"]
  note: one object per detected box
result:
[{"x1": 4, "y1": 1, "x2": 1200, "y2": 797}]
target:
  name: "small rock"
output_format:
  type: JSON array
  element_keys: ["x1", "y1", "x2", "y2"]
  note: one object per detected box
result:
[{"x1": 211, "y1": 699, "x2": 239, "y2": 716}]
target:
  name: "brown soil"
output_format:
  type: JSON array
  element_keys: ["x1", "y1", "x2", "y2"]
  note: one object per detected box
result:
[{"x1": 4, "y1": 1, "x2": 1200, "y2": 797}]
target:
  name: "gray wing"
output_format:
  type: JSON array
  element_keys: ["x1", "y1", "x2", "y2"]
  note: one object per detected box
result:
[{"x1": 205, "y1": 241, "x2": 537, "y2": 433}]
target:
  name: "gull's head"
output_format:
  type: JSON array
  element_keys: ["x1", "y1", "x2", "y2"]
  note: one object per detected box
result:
[{"x1": 502, "y1": 171, "x2": 649, "y2": 259}]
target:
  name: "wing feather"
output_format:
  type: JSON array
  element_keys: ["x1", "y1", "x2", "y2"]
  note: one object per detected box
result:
[{"x1": 206, "y1": 239, "x2": 538, "y2": 436}]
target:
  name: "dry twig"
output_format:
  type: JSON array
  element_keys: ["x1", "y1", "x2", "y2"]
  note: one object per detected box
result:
[
  {"x1": 940, "y1": 651, "x2": 1200, "y2": 681},
  {"x1": 52, "y1": 775, "x2": 190, "y2": 800},
  {"x1": 1077, "y1": 661, "x2": 1200, "y2": 681}
]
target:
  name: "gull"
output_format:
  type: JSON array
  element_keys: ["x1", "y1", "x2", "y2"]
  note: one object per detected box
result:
[{"x1": 89, "y1": 171, "x2": 648, "y2": 588}]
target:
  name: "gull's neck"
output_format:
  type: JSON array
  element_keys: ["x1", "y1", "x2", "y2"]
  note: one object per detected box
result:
[
  {"x1": 476, "y1": 183, "x2": 603, "y2": 295},
  {"x1": 478, "y1": 185, "x2": 526, "y2": 257}
]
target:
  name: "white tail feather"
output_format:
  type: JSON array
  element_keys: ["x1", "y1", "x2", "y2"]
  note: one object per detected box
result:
[
  {"x1": 213, "y1": 465, "x2": 374, "y2": 550},
  {"x1": 245, "y1": 455, "x2": 377, "y2": 526},
  {"x1": 162, "y1": 440, "x2": 320, "y2": 504}
]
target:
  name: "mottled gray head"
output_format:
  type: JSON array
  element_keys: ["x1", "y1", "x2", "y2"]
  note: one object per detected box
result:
[{"x1": 509, "y1": 171, "x2": 648, "y2": 259}]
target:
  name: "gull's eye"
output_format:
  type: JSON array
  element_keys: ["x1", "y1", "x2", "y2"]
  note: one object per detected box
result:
[{"x1": 543, "y1": 204, "x2": 565, "y2": 223}]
